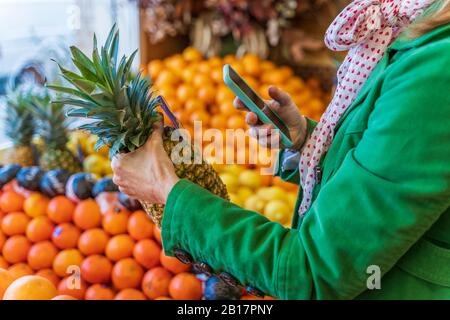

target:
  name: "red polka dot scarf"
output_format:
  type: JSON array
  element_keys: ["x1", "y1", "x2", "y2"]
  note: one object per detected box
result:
[{"x1": 298, "y1": 0, "x2": 434, "y2": 216}]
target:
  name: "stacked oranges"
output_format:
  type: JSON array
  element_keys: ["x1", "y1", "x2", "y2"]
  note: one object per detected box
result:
[{"x1": 0, "y1": 183, "x2": 205, "y2": 300}]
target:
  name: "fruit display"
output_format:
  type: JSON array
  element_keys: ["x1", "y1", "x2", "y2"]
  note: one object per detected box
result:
[
  {"x1": 2, "y1": 89, "x2": 35, "y2": 167},
  {"x1": 0, "y1": 166, "x2": 278, "y2": 300}
]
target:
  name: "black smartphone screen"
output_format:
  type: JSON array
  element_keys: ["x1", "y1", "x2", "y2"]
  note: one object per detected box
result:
[{"x1": 228, "y1": 66, "x2": 291, "y2": 139}]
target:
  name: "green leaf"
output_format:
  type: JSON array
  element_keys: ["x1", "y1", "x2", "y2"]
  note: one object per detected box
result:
[
  {"x1": 129, "y1": 132, "x2": 142, "y2": 147},
  {"x1": 109, "y1": 31, "x2": 119, "y2": 66},
  {"x1": 46, "y1": 84, "x2": 96, "y2": 102},
  {"x1": 70, "y1": 46, "x2": 97, "y2": 81}
]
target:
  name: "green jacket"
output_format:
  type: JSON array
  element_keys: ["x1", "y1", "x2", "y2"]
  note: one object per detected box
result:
[{"x1": 161, "y1": 23, "x2": 450, "y2": 300}]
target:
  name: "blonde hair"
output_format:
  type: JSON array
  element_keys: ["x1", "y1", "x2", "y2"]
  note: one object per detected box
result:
[{"x1": 409, "y1": 0, "x2": 450, "y2": 37}]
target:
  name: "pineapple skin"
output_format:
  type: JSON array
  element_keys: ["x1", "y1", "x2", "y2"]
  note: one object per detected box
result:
[
  {"x1": 39, "y1": 148, "x2": 81, "y2": 173},
  {"x1": 141, "y1": 127, "x2": 229, "y2": 227},
  {"x1": 2, "y1": 145, "x2": 34, "y2": 167}
]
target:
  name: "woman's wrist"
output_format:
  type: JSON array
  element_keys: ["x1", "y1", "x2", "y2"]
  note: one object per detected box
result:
[
  {"x1": 290, "y1": 115, "x2": 308, "y2": 151},
  {"x1": 161, "y1": 173, "x2": 180, "y2": 204}
]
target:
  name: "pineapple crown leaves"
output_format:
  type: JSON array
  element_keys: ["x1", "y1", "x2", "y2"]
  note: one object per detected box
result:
[
  {"x1": 4, "y1": 88, "x2": 35, "y2": 146},
  {"x1": 47, "y1": 24, "x2": 161, "y2": 158},
  {"x1": 28, "y1": 91, "x2": 70, "y2": 149}
]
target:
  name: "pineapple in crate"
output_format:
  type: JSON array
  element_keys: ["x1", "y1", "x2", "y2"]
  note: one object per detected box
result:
[
  {"x1": 2, "y1": 89, "x2": 35, "y2": 166},
  {"x1": 30, "y1": 93, "x2": 82, "y2": 173},
  {"x1": 48, "y1": 25, "x2": 228, "y2": 225}
]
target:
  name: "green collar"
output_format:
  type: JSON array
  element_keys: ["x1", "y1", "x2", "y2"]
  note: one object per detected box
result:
[{"x1": 390, "y1": 22, "x2": 450, "y2": 51}]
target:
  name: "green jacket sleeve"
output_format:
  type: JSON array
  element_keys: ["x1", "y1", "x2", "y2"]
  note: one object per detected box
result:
[
  {"x1": 273, "y1": 117, "x2": 317, "y2": 185},
  {"x1": 162, "y1": 41, "x2": 450, "y2": 299}
]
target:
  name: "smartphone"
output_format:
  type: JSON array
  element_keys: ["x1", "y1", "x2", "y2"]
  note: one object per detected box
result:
[{"x1": 223, "y1": 64, "x2": 293, "y2": 147}]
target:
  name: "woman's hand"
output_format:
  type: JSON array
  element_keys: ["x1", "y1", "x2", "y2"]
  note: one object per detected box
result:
[
  {"x1": 111, "y1": 119, "x2": 179, "y2": 205},
  {"x1": 234, "y1": 86, "x2": 307, "y2": 150}
]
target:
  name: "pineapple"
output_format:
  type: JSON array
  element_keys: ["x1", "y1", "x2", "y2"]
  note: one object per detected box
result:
[
  {"x1": 30, "y1": 93, "x2": 81, "y2": 173},
  {"x1": 48, "y1": 25, "x2": 228, "y2": 225},
  {"x1": 2, "y1": 89, "x2": 35, "y2": 166}
]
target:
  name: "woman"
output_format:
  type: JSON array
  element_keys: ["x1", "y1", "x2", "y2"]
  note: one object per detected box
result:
[{"x1": 112, "y1": 0, "x2": 450, "y2": 299}]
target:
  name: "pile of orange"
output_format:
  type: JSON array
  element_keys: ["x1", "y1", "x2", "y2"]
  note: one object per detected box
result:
[{"x1": 0, "y1": 184, "x2": 209, "y2": 300}]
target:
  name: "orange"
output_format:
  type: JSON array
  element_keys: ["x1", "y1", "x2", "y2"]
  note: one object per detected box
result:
[
  {"x1": 52, "y1": 223, "x2": 81, "y2": 249},
  {"x1": 106, "y1": 234, "x2": 135, "y2": 262},
  {"x1": 223, "y1": 54, "x2": 236, "y2": 64},
  {"x1": 219, "y1": 101, "x2": 236, "y2": 117},
  {"x1": 153, "y1": 225, "x2": 162, "y2": 244},
  {"x1": 148, "y1": 59, "x2": 164, "y2": 79},
  {"x1": 112, "y1": 258, "x2": 144, "y2": 290},
  {"x1": 184, "y1": 98, "x2": 205, "y2": 113},
  {"x1": 208, "y1": 56, "x2": 222, "y2": 67},
  {"x1": 2, "y1": 235, "x2": 31, "y2": 263},
  {"x1": 165, "y1": 54, "x2": 185, "y2": 73},
  {"x1": 8, "y1": 263, "x2": 33, "y2": 279},
  {"x1": 141, "y1": 267, "x2": 172, "y2": 299},
  {"x1": 156, "y1": 70, "x2": 179, "y2": 86},
  {"x1": 35, "y1": 269, "x2": 60, "y2": 287},
  {"x1": 47, "y1": 196, "x2": 75, "y2": 224},
  {"x1": 133, "y1": 239, "x2": 161, "y2": 269},
  {"x1": 168, "y1": 272, "x2": 202, "y2": 300},
  {"x1": 114, "y1": 288, "x2": 146, "y2": 300},
  {"x1": 197, "y1": 61, "x2": 211, "y2": 74},
  {"x1": 0, "y1": 229, "x2": 5, "y2": 251},
  {"x1": 57, "y1": 276, "x2": 87, "y2": 300},
  {"x1": 26, "y1": 216, "x2": 54, "y2": 242},
  {"x1": 227, "y1": 115, "x2": 246, "y2": 130},
  {"x1": 211, "y1": 67, "x2": 223, "y2": 84},
  {"x1": 181, "y1": 67, "x2": 196, "y2": 83},
  {"x1": 197, "y1": 85, "x2": 216, "y2": 105},
  {"x1": 53, "y1": 249, "x2": 84, "y2": 277},
  {"x1": 182, "y1": 47, "x2": 202, "y2": 62},
  {"x1": 127, "y1": 210, "x2": 154, "y2": 241},
  {"x1": 216, "y1": 85, "x2": 234, "y2": 105},
  {"x1": 23, "y1": 193, "x2": 49, "y2": 218},
  {"x1": 0, "y1": 191, "x2": 24, "y2": 213},
  {"x1": 0, "y1": 209, "x2": 4, "y2": 224},
  {"x1": 258, "y1": 84, "x2": 272, "y2": 100},
  {"x1": 85, "y1": 283, "x2": 115, "y2": 300},
  {"x1": 154, "y1": 296, "x2": 172, "y2": 300},
  {"x1": 210, "y1": 114, "x2": 228, "y2": 129},
  {"x1": 190, "y1": 110, "x2": 210, "y2": 126},
  {"x1": 261, "y1": 60, "x2": 276, "y2": 71},
  {"x1": 176, "y1": 84, "x2": 196, "y2": 103},
  {"x1": 192, "y1": 73, "x2": 210, "y2": 88},
  {"x1": 73, "y1": 199, "x2": 102, "y2": 230},
  {"x1": 3, "y1": 275, "x2": 57, "y2": 300},
  {"x1": 172, "y1": 110, "x2": 190, "y2": 125},
  {"x1": 0, "y1": 256, "x2": 8, "y2": 269},
  {"x1": 242, "y1": 54, "x2": 261, "y2": 77},
  {"x1": 279, "y1": 66, "x2": 294, "y2": 78},
  {"x1": 78, "y1": 228, "x2": 109, "y2": 255},
  {"x1": 80, "y1": 255, "x2": 112, "y2": 284},
  {"x1": 160, "y1": 251, "x2": 190, "y2": 274},
  {"x1": 27, "y1": 241, "x2": 58, "y2": 270},
  {"x1": 261, "y1": 69, "x2": 286, "y2": 84},
  {"x1": 0, "y1": 268, "x2": 14, "y2": 299},
  {"x1": 1, "y1": 211, "x2": 30, "y2": 236},
  {"x1": 102, "y1": 209, "x2": 129, "y2": 235},
  {"x1": 52, "y1": 294, "x2": 77, "y2": 300}
]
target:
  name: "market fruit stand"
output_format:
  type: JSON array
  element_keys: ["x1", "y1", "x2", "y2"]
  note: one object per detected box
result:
[{"x1": 0, "y1": 0, "x2": 342, "y2": 300}]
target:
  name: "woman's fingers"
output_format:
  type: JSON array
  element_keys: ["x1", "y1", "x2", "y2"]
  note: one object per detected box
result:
[
  {"x1": 245, "y1": 112, "x2": 259, "y2": 126},
  {"x1": 268, "y1": 85, "x2": 292, "y2": 106},
  {"x1": 233, "y1": 97, "x2": 249, "y2": 111}
]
